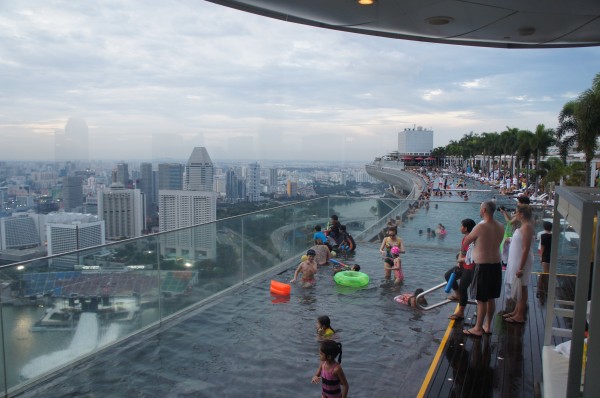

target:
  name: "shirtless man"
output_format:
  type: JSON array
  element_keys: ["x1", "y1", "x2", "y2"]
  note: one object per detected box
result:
[
  {"x1": 462, "y1": 200, "x2": 505, "y2": 337},
  {"x1": 291, "y1": 249, "x2": 318, "y2": 287}
]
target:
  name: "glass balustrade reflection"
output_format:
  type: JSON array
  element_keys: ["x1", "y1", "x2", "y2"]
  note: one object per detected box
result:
[{"x1": 0, "y1": 197, "x2": 568, "y2": 394}]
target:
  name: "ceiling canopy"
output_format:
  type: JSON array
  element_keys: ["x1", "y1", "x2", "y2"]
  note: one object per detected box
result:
[{"x1": 206, "y1": 0, "x2": 600, "y2": 48}]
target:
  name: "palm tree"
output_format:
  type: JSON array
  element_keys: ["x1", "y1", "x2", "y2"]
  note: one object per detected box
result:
[
  {"x1": 574, "y1": 73, "x2": 600, "y2": 185},
  {"x1": 516, "y1": 130, "x2": 534, "y2": 188},
  {"x1": 500, "y1": 127, "x2": 520, "y2": 181},
  {"x1": 556, "y1": 101, "x2": 578, "y2": 164},
  {"x1": 531, "y1": 124, "x2": 555, "y2": 192}
]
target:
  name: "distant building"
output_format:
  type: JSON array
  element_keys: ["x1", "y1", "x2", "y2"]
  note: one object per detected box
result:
[
  {"x1": 268, "y1": 168, "x2": 278, "y2": 193},
  {"x1": 158, "y1": 190, "x2": 217, "y2": 261},
  {"x1": 287, "y1": 180, "x2": 298, "y2": 198},
  {"x1": 139, "y1": 162, "x2": 156, "y2": 219},
  {"x1": 0, "y1": 214, "x2": 41, "y2": 250},
  {"x1": 184, "y1": 147, "x2": 214, "y2": 191},
  {"x1": 246, "y1": 162, "x2": 261, "y2": 202},
  {"x1": 98, "y1": 184, "x2": 145, "y2": 240},
  {"x1": 158, "y1": 163, "x2": 183, "y2": 190},
  {"x1": 46, "y1": 213, "x2": 105, "y2": 268},
  {"x1": 62, "y1": 176, "x2": 83, "y2": 212},
  {"x1": 116, "y1": 163, "x2": 130, "y2": 186},
  {"x1": 398, "y1": 126, "x2": 434, "y2": 156},
  {"x1": 54, "y1": 117, "x2": 89, "y2": 162},
  {"x1": 226, "y1": 169, "x2": 243, "y2": 202},
  {"x1": 158, "y1": 147, "x2": 217, "y2": 261}
]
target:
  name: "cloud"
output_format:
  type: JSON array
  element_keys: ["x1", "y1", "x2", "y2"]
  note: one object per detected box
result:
[{"x1": 0, "y1": 1, "x2": 600, "y2": 161}]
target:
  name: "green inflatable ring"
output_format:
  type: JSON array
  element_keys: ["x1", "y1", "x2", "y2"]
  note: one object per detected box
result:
[{"x1": 334, "y1": 271, "x2": 369, "y2": 288}]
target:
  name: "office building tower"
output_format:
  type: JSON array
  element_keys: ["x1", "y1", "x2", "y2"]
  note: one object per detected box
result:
[
  {"x1": 158, "y1": 190, "x2": 217, "y2": 260},
  {"x1": 46, "y1": 213, "x2": 105, "y2": 269},
  {"x1": 139, "y1": 163, "x2": 156, "y2": 218},
  {"x1": 0, "y1": 214, "x2": 41, "y2": 250},
  {"x1": 158, "y1": 163, "x2": 183, "y2": 190},
  {"x1": 62, "y1": 176, "x2": 83, "y2": 212},
  {"x1": 398, "y1": 126, "x2": 434, "y2": 156},
  {"x1": 246, "y1": 162, "x2": 260, "y2": 202},
  {"x1": 287, "y1": 180, "x2": 298, "y2": 198},
  {"x1": 98, "y1": 184, "x2": 145, "y2": 240},
  {"x1": 268, "y1": 168, "x2": 278, "y2": 192},
  {"x1": 225, "y1": 170, "x2": 240, "y2": 202},
  {"x1": 116, "y1": 163, "x2": 130, "y2": 186},
  {"x1": 54, "y1": 117, "x2": 89, "y2": 162},
  {"x1": 184, "y1": 147, "x2": 214, "y2": 191}
]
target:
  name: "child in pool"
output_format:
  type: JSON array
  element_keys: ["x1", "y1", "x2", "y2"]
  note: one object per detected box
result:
[
  {"x1": 316, "y1": 315, "x2": 336, "y2": 339},
  {"x1": 311, "y1": 340, "x2": 349, "y2": 398},
  {"x1": 394, "y1": 288, "x2": 428, "y2": 308},
  {"x1": 290, "y1": 249, "x2": 318, "y2": 287},
  {"x1": 390, "y1": 246, "x2": 404, "y2": 284},
  {"x1": 332, "y1": 264, "x2": 360, "y2": 274}
]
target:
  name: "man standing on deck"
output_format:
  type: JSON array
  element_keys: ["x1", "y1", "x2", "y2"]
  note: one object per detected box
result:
[{"x1": 462, "y1": 200, "x2": 504, "y2": 337}]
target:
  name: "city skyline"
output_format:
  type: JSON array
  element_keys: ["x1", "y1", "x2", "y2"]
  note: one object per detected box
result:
[{"x1": 1, "y1": 1, "x2": 600, "y2": 162}]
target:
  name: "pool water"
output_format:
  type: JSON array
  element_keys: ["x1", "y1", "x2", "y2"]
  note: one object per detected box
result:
[
  {"x1": 22, "y1": 241, "x2": 464, "y2": 398},
  {"x1": 19, "y1": 190, "x2": 571, "y2": 397}
]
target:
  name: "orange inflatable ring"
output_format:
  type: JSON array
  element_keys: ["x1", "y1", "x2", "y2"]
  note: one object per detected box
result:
[{"x1": 270, "y1": 280, "x2": 291, "y2": 295}]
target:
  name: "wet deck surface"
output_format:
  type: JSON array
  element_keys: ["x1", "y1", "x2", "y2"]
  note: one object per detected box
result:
[{"x1": 423, "y1": 273, "x2": 576, "y2": 398}]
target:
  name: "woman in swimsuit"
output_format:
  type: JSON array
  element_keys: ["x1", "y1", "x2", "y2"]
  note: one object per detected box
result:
[{"x1": 394, "y1": 288, "x2": 427, "y2": 308}]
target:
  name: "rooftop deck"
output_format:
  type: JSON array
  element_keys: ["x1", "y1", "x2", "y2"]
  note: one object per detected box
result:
[{"x1": 421, "y1": 273, "x2": 575, "y2": 398}]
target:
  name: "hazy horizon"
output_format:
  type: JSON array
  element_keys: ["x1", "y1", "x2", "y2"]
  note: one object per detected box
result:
[{"x1": 1, "y1": 1, "x2": 600, "y2": 162}]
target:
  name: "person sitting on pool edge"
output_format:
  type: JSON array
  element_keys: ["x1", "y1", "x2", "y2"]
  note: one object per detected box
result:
[
  {"x1": 310, "y1": 238, "x2": 332, "y2": 266},
  {"x1": 290, "y1": 249, "x2": 318, "y2": 287}
]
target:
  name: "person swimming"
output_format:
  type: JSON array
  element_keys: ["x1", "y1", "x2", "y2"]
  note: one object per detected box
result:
[
  {"x1": 316, "y1": 315, "x2": 336, "y2": 338},
  {"x1": 394, "y1": 288, "x2": 428, "y2": 308}
]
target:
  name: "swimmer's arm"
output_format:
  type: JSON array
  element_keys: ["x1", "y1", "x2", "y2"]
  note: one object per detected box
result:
[
  {"x1": 335, "y1": 365, "x2": 349, "y2": 398},
  {"x1": 399, "y1": 240, "x2": 406, "y2": 253},
  {"x1": 290, "y1": 264, "x2": 302, "y2": 283},
  {"x1": 379, "y1": 238, "x2": 387, "y2": 252},
  {"x1": 311, "y1": 363, "x2": 323, "y2": 383}
]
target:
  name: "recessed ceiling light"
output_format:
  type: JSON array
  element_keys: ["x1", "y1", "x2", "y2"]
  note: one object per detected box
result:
[
  {"x1": 426, "y1": 16, "x2": 454, "y2": 26},
  {"x1": 518, "y1": 27, "x2": 536, "y2": 36},
  {"x1": 357, "y1": 0, "x2": 376, "y2": 5}
]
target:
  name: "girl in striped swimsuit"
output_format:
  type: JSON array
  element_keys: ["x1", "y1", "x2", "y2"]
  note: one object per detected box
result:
[{"x1": 311, "y1": 340, "x2": 349, "y2": 398}]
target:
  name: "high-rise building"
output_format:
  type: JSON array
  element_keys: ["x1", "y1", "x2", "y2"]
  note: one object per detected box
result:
[
  {"x1": 158, "y1": 163, "x2": 183, "y2": 190},
  {"x1": 158, "y1": 190, "x2": 217, "y2": 260},
  {"x1": 184, "y1": 147, "x2": 214, "y2": 191},
  {"x1": 139, "y1": 163, "x2": 155, "y2": 218},
  {"x1": 158, "y1": 147, "x2": 217, "y2": 261},
  {"x1": 116, "y1": 163, "x2": 130, "y2": 186},
  {"x1": 98, "y1": 184, "x2": 145, "y2": 240},
  {"x1": 46, "y1": 213, "x2": 105, "y2": 269},
  {"x1": 246, "y1": 162, "x2": 261, "y2": 202},
  {"x1": 398, "y1": 126, "x2": 434, "y2": 156},
  {"x1": 225, "y1": 169, "x2": 240, "y2": 202},
  {"x1": 54, "y1": 117, "x2": 89, "y2": 162},
  {"x1": 268, "y1": 168, "x2": 278, "y2": 192},
  {"x1": 0, "y1": 214, "x2": 41, "y2": 250},
  {"x1": 287, "y1": 180, "x2": 298, "y2": 198},
  {"x1": 62, "y1": 176, "x2": 83, "y2": 212}
]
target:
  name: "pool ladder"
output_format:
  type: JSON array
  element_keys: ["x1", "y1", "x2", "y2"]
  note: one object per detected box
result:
[{"x1": 415, "y1": 282, "x2": 476, "y2": 311}]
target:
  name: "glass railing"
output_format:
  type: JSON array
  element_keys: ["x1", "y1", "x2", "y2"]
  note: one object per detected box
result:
[{"x1": 0, "y1": 195, "x2": 570, "y2": 396}]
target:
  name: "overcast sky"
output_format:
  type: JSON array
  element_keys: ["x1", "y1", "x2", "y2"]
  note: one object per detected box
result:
[{"x1": 1, "y1": 1, "x2": 600, "y2": 163}]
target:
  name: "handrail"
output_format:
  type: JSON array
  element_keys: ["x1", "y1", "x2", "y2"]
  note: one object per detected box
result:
[{"x1": 415, "y1": 281, "x2": 477, "y2": 311}]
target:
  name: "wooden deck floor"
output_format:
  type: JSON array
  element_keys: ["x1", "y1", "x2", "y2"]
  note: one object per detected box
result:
[{"x1": 421, "y1": 273, "x2": 576, "y2": 398}]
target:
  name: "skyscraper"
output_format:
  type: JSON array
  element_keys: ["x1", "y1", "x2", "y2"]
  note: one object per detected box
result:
[
  {"x1": 116, "y1": 163, "x2": 130, "y2": 186},
  {"x1": 54, "y1": 117, "x2": 89, "y2": 162},
  {"x1": 158, "y1": 147, "x2": 217, "y2": 261},
  {"x1": 268, "y1": 168, "x2": 278, "y2": 192},
  {"x1": 226, "y1": 169, "x2": 240, "y2": 202},
  {"x1": 46, "y1": 213, "x2": 105, "y2": 269},
  {"x1": 184, "y1": 147, "x2": 214, "y2": 191},
  {"x1": 0, "y1": 214, "x2": 41, "y2": 250},
  {"x1": 158, "y1": 163, "x2": 183, "y2": 190},
  {"x1": 246, "y1": 162, "x2": 261, "y2": 202},
  {"x1": 62, "y1": 176, "x2": 83, "y2": 212},
  {"x1": 139, "y1": 163, "x2": 155, "y2": 218},
  {"x1": 98, "y1": 184, "x2": 145, "y2": 240}
]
